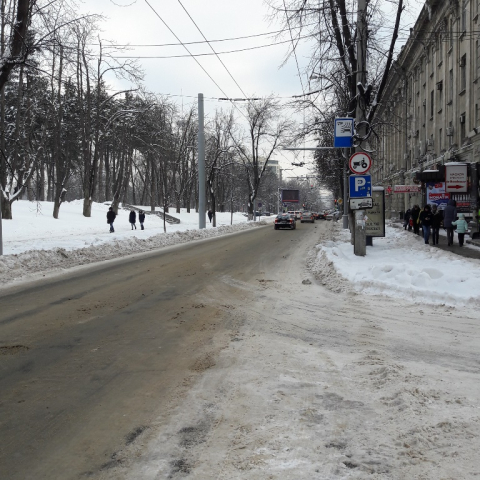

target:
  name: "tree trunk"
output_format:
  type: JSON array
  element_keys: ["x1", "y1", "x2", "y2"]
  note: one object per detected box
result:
[{"x1": 1, "y1": 197, "x2": 12, "y2": 219}]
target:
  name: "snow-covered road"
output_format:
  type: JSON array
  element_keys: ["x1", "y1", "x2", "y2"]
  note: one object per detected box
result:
[
  {"x1": 99, "y1": 221, "x2": 480, "y2": 479},
  {"x1": 1, "y1": 201, "x2": 479, "y2": 479}
]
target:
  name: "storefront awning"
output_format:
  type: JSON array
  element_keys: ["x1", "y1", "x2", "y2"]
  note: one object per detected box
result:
[{"x1": 415, "y1": 165, "x2": 445, "y2": 182}]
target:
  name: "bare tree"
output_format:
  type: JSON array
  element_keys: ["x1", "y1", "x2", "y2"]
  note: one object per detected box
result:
[
  {"x1": 233, "y1": 97, "x2": 293, "y2": 220},
  {"x1": 268, "y1": 0, "x2": 405, "y2": 188}
]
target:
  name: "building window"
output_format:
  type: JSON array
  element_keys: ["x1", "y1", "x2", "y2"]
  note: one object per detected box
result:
[
  {"x1": 477, "y1": 38, "x2": 480, "y2": 78},
  {"x1": 439, "y1": 128, "x2": 443, "y2": 151},
  {"x1": 449, "y1": 69, "x2": 453, "y2": 102},
  {"x1": 460, "y1": 54, "x2": 467, "y2": 91},
  {"x1": 438, "y1": 33, "x2": 443, "y2": 60},
  {"x1": 437, "y1": 81, "x2": 443, "y2": 111},
  {"x1": 430, "y1": 90, "x2": 434, "y2": 117},
  {"x1": 450, "y1": 18, "x2": 454, "y2": 48},
  {"x1": 476, "y1": 104, "x2": 479, "y2": 126},
  {"x1": 462, "y1": 0, "x2": 467, "y2": 32},
  {"x1": 460, "y1": 113, "x2": 466, "y2": 140},
  {"x1": 449, "y1": 120, "x2": 454, "y2": 146}
]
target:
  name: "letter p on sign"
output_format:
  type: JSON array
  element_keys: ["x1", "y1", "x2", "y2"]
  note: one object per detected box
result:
[{"x1": 355, "y1": 177, "x2": 366, "y2": 190}]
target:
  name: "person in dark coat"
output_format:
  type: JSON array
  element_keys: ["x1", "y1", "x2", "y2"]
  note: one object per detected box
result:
[
  {"x1": 139, "y1": 210, "x2": 145, "y2": 230},
  {"x1": 207, "y1": 210, "x2": 213, "y2": 223},
  {"x1": 419, "y1": 204, "x2": 433, "y2": 244},
  {"x1": 107, "y1": 207, "x2": 116, "y2": 233},
  {"x1": 443, "y1": 199, "x2": 457, "y2": 246},
  {"x1": 411, "y1": 205, "x2": 421, "y2": 235},
  {"x1": 129, "y1": 210, "x2": 137, "y2": 230},
  {"x1": 430, "y1": 204, "x2": 443, "y2": 245},
  {"x1": 403, "y1": 208, "x2": 412, "y2": 230}
]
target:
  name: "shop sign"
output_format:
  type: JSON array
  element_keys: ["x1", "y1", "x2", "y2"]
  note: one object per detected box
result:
[
  {"x1": 394, "y1": 185, "x2": 421, "y2": 193},
  {"x1": 445, "y1": 164, "x2": 468, "y2": 192}
]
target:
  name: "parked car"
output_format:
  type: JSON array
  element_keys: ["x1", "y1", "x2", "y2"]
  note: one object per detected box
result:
[
  {"x1": 300, "y1": 211, "x2": 315, "y2": 223},
  {"x1": 274, "y1": 213, "x2": 296, "y2": 230}
]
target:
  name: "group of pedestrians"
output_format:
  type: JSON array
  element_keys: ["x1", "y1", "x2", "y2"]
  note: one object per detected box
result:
[
  {"x1": 403, "y1": 200, "x2": 469, "y2": 246},
  {"x1": 106, "y1": 208, "x2": 146, "y2": 233}
]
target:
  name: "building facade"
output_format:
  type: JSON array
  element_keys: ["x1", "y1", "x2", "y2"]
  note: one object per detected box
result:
[{"x1": 373, "y1": 0, "x2": 480, "y2": 216}]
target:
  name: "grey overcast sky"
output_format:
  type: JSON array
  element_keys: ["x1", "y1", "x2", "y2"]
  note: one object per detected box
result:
[{"x1": 77, "y1": 0, "x2": 423, "y2": 173}]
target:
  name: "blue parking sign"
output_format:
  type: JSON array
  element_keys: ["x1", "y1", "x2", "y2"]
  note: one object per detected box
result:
[{"x1": 349, "y1": 175, "x2": 372, "y2": 198}]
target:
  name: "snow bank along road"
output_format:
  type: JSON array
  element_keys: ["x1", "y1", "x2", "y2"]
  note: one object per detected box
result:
[{"x1": 1, "y1": 220, "x2": 479, "y2": 479}]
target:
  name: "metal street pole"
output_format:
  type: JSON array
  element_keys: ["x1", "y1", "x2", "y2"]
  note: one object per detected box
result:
[
  {"x1": 198, "y1": 93, "x2": 206, "y2": 229},
  {"x1": 342, "y1": 149, "x2": 349, "y2": 229},
  {"x1": 353, "y1": 0, "x2": 368, "y2": 256},
  {"x1": 0, "y1": 193, "x2": 3, "y2": 255}
]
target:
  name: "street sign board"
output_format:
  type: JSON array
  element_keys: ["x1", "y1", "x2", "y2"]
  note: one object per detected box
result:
[
  {"x1": 349, "y1": 175, "x2": 372, "y2": 198},
  {"x1": 348, "y1": 152, "x2": 372, "y2": 174},
  {"x1": 394, "y1": 185, "x2": 421, "y2": 193},
  {"x1": 334, "y1": 118, "x2": 354, "y2": 148},
  {"x1": 350, "y1": 197, "x2": 373, "y2": 209},
  {"x1": 365, "y1": 187, "x2": 386, "y2": 237},
  {"x1": 445, "y1": 163, "x2": 467, "y2": 192}
]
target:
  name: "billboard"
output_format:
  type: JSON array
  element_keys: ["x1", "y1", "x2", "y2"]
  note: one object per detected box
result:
[
  {"x1": 426, "y1": 181, "x2": 449, "y2": 210},
  {"x1": 281, "y1": 189, "x2": 300, "y2": 203}
]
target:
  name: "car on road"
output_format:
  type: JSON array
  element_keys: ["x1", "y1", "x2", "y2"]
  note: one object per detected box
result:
[
  {"x1": 274, "y1": 213, "x2": 296, "y2": 230},
  {"x1": 300, "y1": 211, "x2": 315, "y2": 223}
]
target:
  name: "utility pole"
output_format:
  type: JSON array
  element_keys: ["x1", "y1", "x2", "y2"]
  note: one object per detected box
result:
[
  {"x1": 353, "y1": 0, "x2": 368, "y2": 256},
  {"x1": 198, "y1": 93, "x2": 206, "y2": 229},
  {"x1": 342, "y1": 149, "x2": 349, "y2": 229},
  {"x1": 0, "y1": 193, "x2": 3, "y2": 255}
]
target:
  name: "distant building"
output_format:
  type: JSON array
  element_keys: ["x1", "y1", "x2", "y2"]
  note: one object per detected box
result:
[{"x1": 259, "y1": 158, "x2": 280, "y2": 176}]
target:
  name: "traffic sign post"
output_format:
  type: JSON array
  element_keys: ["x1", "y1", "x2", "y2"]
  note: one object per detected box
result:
[
  {"x1": 349, "y1": 175, "x2": 372, "y2": 198},
  {"x1": 334, "y1": 118, "x2": 354, "y2": 148},
  {"x1": 349, "y1": 152, "x2": 372, "y2": 174},
  {"x1": 350, "y1": 197, "x2": 373, "y2": 209}
]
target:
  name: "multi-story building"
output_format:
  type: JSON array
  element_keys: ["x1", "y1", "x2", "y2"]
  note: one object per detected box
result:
[{"x1": 373, "y1": 0, "x2": 480, "y2": 217}]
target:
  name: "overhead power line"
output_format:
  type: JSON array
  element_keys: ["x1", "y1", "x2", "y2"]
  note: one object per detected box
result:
[
  {"x1": 95, "y1": 22, "x2": 319, "y2": 48},
  {"x1": 110, "y1": 35, "x2": 314, "y2": 59}
]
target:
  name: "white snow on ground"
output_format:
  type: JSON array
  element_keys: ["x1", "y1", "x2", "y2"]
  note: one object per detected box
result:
[
  {"x1": 313, "y1": 223, "x2": 480, "y2": 307},
  {"x1": 2, "y1": 200, "x2": 480, "y2": 310},
  {"x1": 0, "y1": 200, "x2": 269, "y2": 286}
]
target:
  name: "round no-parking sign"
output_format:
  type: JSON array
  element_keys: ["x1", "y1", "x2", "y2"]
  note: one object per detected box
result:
[{"x1": 349, "y1": 152, "x2": 372, "y2": 174}]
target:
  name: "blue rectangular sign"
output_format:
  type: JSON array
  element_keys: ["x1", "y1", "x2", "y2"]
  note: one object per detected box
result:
[
  {"x1": 349, "y1": 175, "x2": 372, "y2": 198},
  {"x1": 334, "y1": 118, "x2": 354, "y2": 148}
]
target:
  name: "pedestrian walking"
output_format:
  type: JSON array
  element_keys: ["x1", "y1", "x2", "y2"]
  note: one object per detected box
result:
[
  {"x1": 431, "y1": 204, "x2": 443, "y2": 245},
  {"x1": 411, "y1": 205, "x2": 421, "y2": 235},
  {"x1": 452, "y1": 213, "x2": 469, "y2": 247},
  {"x1": 419, "y1": 204, "x2": 433, "y2": 244},
  {"x1": 207, "y1": 210, "x2": 213, "y2": 223},
  {"x1": 139, "y1": 210, "x2": 145, "y2": 230},
  {"x1": 129, "y1": 210, "x2": 137, "y2": 230},
  {"x1": 403, "y1": 208, "x2": 412, "y2": 230},
  {"x1": 107, "y1": 207, "x2": 116, "y2": 233},
  {"x1": 443, "y1": 199, "x2": 457, "y2": 246}
]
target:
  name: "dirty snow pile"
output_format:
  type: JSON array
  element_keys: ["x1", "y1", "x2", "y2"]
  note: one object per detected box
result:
[
  {"x1": 0, "y1": 200, "x2": 268, "y2": 286},
  {"x1": 313, "y1": 222, "x2": 480, "y2": 307}
]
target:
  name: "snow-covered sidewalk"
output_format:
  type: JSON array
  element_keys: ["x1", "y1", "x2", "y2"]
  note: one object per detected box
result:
[{"x1": 312, "y1": 222, "x2": 480, "y2": 307}]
